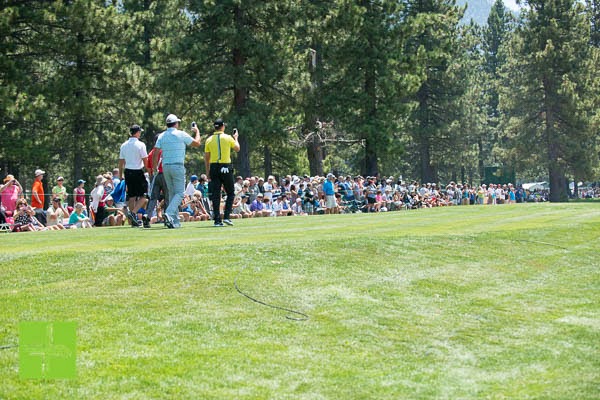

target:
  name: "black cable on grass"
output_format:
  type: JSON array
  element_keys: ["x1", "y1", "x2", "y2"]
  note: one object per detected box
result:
[
  {"x1": 0, "y1": 344, "x2": 17, "y2": 350},
  {"x1": 234, "y1": 266, "x2": 309, "y2": 321}
]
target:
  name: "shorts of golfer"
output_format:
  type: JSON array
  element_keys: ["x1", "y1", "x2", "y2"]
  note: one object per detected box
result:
[
  {"x1": 124, "y1": 168, "x2": 147, "y2": 200},
  {"x1": 209, "y1": 163, "x2": 235, "y2": 223},
  {"x1": 326, "y1": 195, "x2": 337, "y2": 209}
]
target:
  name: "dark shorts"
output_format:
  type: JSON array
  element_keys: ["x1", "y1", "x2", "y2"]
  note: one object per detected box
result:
[
  {"x1": 367, "y1": 197, "x2": 376, "y2": 204},
  {"x1": 125, "y1": 169, "x2": 148, "y2": 198}
]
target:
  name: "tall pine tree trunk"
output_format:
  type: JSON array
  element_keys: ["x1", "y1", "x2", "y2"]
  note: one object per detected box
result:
[
  {"x1": 263, "y1": 145, "x2": 272, "y2": 178},
  {"x1": 233, "y1": 6, "x2": 250, "y2": 178},
  {"x1": 419, "y1": 136, "x2": 436, "y2": 184},
  {"x1": 305, "y1": 46, "x2": 323, "y2": 177},
  {"x1": 306, "y1": 132, "x2": 323, "y2": 177},
  {"x1": 73, "y1": 31, "x2": 85, "y2": 188},
  {"x1": 544, "y1": 80, "x2": 568, "y2": 203},
  {"x1": 364, "y1": 60, "x2": 378, "y2": 178}
]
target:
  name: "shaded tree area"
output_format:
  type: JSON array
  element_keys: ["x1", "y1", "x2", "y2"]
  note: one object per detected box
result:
[
  {"x1": 402, "y1": 0, "x2": 467, "y2": 183},
  {"x1": 0, "y1": 0, "x2": 598, "y2": 202},
  {"x1": 499, "y1": 0, "x2": 599, "y2": 201}
]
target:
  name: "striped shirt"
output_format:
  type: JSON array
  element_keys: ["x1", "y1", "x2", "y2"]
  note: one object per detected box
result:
[{"x1": 155, "y1": 128, "x2": 193, "y2": 164}]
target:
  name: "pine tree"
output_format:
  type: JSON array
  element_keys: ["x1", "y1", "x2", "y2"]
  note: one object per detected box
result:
[
  {"x1": 480, "y1": 0, "x2": 514, "y2": 178},
  {"x1": 320, "y1": 0, "x2": 419, "y2": 178},
  {"x1": 500, "y1": 0, "x2": 597, "y2": 201},
  {"x1": 588, "y1": 0, "x2": 600, "y2": 46},
  {"x1": 403, "y1": 0, "x2": 466, "y2": 183},
  {"x1": 120, "y1": 0, "x2": 189, "y2": 148},
  {"x1": 0, "y1": 2, "x2": 52, "y2": 179},
  {"x1": 175, "y1": 0, "x2": 297, "y2": 178}
]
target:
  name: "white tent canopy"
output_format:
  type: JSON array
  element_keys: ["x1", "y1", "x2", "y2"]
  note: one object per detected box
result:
[{"x1": 522, "y1": 182, "x2": 549, "y2": 191}]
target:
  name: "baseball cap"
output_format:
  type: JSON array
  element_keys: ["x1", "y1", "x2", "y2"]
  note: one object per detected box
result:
[
  {"x1": 77, "y1": 179, "x2": 86, "y2": 185},
  {"x1": 190, "y1": 175, "x2": 198, "y2": 182},
  {"x1": 57, "y1": 176, "x2": 64, "y2": 181},
  {"x1": 166, "y1": 114, "x2": 181, "y2": 124},
  {"x1": 130, "y1": 124, "x2": 144, "y2": 135},
  {"x1": 214, "y1": 118, "x2": 225, "y2": 129},
  {"x1": 35, "y1": 169, "x2": 45, "y2": 177}
]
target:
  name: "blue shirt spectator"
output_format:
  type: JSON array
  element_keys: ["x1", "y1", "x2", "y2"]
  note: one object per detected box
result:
[{"x1": 323, "y1": 179, "x2": 335, "y2": 196}]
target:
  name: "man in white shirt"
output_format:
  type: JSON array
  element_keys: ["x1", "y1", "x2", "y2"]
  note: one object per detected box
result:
[{"x1": 119, "y1": 124, "x2": 149, "y2": 226}]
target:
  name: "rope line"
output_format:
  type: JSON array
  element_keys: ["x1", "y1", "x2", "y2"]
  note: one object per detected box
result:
[
  {"x1": 234, "y1": 266, "x2": 309, "y2": 321},
  {"x1": 0, "y1": 344, "x2": 17, "y2": 350}
]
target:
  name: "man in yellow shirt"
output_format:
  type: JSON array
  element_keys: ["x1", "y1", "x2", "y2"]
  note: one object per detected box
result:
[{"x1": 204, "y1": 118, "x2": 240, "y2": 227}]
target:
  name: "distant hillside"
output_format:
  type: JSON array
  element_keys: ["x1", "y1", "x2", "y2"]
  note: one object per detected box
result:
[{"x1": 458, "y1": 0, "x2": 494, "y2": 25}]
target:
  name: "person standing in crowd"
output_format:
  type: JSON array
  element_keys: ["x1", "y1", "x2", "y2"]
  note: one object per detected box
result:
[
  {"x1": 204, "y1": 118, "x2": 240, "y2": 227},
  {"x1": 31, "y1": 169, "x2": 47, "y2": 225},
  {"x1": 90, "y1": 175, "x2": 106, "y2": 227},
  {"x1": 112, "y1": 168, "x2": 121, "y2": 186},
  {"x1": 0, "y1": 174, "x2": 23, "y2": 215},
  {"x1": 323, "y1": 173, "x2": 338, "y2": 214},
  {"x1": 52, "y1": 176, "x2": 68, "y2": 207},
  {"x1": 119, "y1": 124, "x2": 149, "y2": 226},
  {"x1": 147, "y1": 134, "x2": 168, "y2": 222},
  {"x1": 153, "y1": 114, "x2": 201, "y2": 229},
  {"x1": 73, "y1": 179, "x2": 87, "y2": 210}
]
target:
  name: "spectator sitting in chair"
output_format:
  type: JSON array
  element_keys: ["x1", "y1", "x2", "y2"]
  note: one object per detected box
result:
[
  {"x1": 69, "y1": 202, "x2": 93, "y2": 229},
  {"x1": 273, "y1": 193, "x2": 294, "y2": 216},
  {"x1": 13, "y1": 200, "x2": 40, "y2": 232},
  {"x1": 232, "y1": 194, "x2": 253, "y2": 218},
  {"x1": 291, "y1": 198, "x2": 306, "y2": 216},
  {"x1": 13, "y1": 199, "x2": 59, "y2": 231},
  {"x1": 46, "y1": 197, "x2": 68, "y2": 229},
  {"x1": 102, "y1": 196, "x2": 125, "y2": 226},
  {"x1": 250, "y1": 193, "x2": 270, "y2": 217}
]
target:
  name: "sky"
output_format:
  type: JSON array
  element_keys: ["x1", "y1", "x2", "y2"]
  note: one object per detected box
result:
[{"x1": 503, "y1": 0, "x2": 520, "y2": 11}]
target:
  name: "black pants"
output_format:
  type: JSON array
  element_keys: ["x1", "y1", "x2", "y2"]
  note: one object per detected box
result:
[
  {"x1": 209, "y1": 163, "x2": 234, "y2": 223},
  {"x1": 148, "y1": 172, "x2": 168, "y2": 218},
  {"x1": 94, "y1": 205, "x2": 105, "y2": 227}
]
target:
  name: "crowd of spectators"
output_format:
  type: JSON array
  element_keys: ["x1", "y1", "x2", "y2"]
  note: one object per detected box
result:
[{"x1": 2, "y1": 167, "x2": 599, "y2": 233}]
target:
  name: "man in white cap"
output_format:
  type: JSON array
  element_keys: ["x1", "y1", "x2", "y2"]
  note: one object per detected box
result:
[
  {"x1": 119, "y1": 124, "x2": 148, "y2": 227},
  {"x1": 152, "y1": 114, "x2": 201, "y2": 228}
]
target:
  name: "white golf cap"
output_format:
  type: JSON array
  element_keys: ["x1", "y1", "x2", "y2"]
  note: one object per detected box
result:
[
  {"x1": 35, "y1": 169, "x2": 45, "y2": 177},
  {"x1": 166, "y1": 114, "x2": 181, "y2": 124}
]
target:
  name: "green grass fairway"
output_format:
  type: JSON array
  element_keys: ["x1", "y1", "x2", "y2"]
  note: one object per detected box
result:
[{"x1": 1, "y1": 203, "x2": 599, "y2": 399}]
